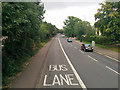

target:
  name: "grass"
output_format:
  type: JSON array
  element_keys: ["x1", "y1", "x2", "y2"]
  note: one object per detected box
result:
[{"x1": 78, "y1": 40, "x2": 120, "y2": 53}]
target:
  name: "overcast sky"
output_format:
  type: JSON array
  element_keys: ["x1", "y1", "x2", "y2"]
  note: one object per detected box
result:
[{"x1": 41, "y1": 0, "x2": 105, "y2": 29}]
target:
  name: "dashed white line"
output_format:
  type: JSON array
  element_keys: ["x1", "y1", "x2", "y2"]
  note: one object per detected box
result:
[
  {"x1": 74, "y1": 47, "x2": 77, "y2": 49},
  {"x1": 105, "y1": 66, "x2": 120, "y2": 75},
  {"x1": 88, "y1": 55, "x2": 98, "y2": 62},
  {"x1": 58, "y1": 38, "x2": 87, "y2": 90},
  {"x1": 79, "y1": 49, "x2": 84, "y2": 54}
]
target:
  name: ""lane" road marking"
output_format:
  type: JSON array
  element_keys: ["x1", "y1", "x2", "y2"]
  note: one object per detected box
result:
[
  {"x1": 88, "y1": 55, "x2": 98, "y2": 62},
  {"x1": 105, "y1": 66, "x2": 120, "y2": 75},
  {"x1": 58, "y1": 38, "x2": 87, "y2": 90}
]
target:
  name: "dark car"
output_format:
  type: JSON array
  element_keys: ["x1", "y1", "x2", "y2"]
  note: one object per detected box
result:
[
  {"x1": 81, "y1": 44, "x2": 93, "y2": 52},
  {"x1": 67, "y1": 38, "x2": 72, "y2": 42}
]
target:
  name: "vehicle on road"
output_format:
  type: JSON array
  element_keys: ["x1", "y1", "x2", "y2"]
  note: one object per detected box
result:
[
  {"x1": 62, "y1": 35, "x2": 66, "y2": 38},
  {"x1": 81, "y1": 44, "x2": 93, "y2": 52},
  {"x1": 67, "y1": 38, "x2": 72, "y2": 42}
]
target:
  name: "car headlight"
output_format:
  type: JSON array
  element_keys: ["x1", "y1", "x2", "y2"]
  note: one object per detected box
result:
[{"x1": 86, "y1": 48, "x2": 88, "y2": 49}]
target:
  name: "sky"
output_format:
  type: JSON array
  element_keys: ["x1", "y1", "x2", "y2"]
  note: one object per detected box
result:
[{"x1": 41, "y1": 0, "x2": 105, "y2": 29}]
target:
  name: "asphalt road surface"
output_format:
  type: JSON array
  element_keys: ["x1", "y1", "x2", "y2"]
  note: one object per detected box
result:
[
  {"x1": 36, "y1": 34, "x2": 119, "y2": 89},
  {"x1": 13, "y1": 34, "x2": 119, "y2": 89}
]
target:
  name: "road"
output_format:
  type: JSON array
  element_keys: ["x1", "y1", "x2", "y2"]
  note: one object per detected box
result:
[{"x1": 13, "y1": 34, "x2": 119, "y2": 89}]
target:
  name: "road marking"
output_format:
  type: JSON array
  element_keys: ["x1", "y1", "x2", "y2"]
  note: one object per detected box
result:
[
  {"x1": 94, "y1": 51, "x2": 120, "y2": 62},
  {"x1": 105, "y1": 66, "x2": 120, "y2": 75},
  {"x1": 49, "y1": 65, "x2": 68, "y2": 71},
  {"x1": 71, "y1": 45, "x2": 73, "y2": 46},
  {"x1": 43, "y1": 74, "x2": 79, "y2": 86},
  {"x1": 81, "y1": 51, "x2": 84, "y2": 54},
  {"x1": 88, "y1": 55, "x2": 98, "y2": 62},
  {"x1": 74, "y1": 47, "x2": 77, "y2": 49},
  {"x1": 58, "y1": 38, "x2": 87, "y2": 90},
  {"x1": 79, "y1": 49, "x2": 84, "y2": 54},
  {"x1": 104, "y1": 55, "x2": 120, "y2": 62}
]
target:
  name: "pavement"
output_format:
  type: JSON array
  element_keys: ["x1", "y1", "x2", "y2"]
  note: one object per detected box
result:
[{"x1": 72, "y1": 38, "x2": 120, "y2": 62}]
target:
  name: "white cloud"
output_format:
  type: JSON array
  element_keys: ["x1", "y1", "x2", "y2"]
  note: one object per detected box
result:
[{"x1": 43, "y1": 1, "x2": 103, "y2": 29}]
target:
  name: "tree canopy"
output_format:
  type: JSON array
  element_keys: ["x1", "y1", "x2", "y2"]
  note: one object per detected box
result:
[
  {"x1": 2, "y1": 2, "x2": 58, "y2": 87},
  {"x1": 94, "y1": 1, "x2": 120, "y2": 41},
  {"x1": 63, "y1": 16, "x2": 95, "y2": 39}
]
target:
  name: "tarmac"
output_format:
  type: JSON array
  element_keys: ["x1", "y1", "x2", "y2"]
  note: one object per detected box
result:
[{"x1": 72, "y1": 38, "x2": 120, "y2": 62}]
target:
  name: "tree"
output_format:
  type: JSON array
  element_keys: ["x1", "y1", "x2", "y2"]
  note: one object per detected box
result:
[
  {"x1": 63, "y1": 16, "x2": 81, "y2": 37},
  {"x1": 63, "y1": 16, "x2": 94, "y2": 39},
  {"x1": 94, "y1": 1, "x2": 120, "y2": 41}
]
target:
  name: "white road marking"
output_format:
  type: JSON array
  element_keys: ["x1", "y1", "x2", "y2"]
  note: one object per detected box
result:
[
  {"x1": 79, "y1": 49, "x2": 84, "y2": 54},
  {"x1": 74, "y1": 47, "x2": 77, "y2": 49},
  {"x1": 58, "y1": 38, "x2": 87, "y2": 90},
  {"x1": 81, "y1": 51, "x2": 84, "y2": 54},
  {"x1": 71, "y1": 45, "x2": 73, "y2": 46},
  {"x1": 94, "y1": 51, "x2": 120, "y2": 62},
  {"x1": 105, "y1": 66, "x2": 120, "y2": 75},
  {"x1": 88, "y1": 55, "x2": 98, "y2": 62}
]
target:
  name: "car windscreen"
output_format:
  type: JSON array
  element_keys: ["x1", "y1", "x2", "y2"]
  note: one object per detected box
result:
[{"x1": 85, "y1": 44, "x2": 90, "y2": 47}]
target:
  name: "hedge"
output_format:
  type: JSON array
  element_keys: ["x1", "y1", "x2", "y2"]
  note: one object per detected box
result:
[{"x1": 82, "y1": 35, "x2": 118, "y2": 45}]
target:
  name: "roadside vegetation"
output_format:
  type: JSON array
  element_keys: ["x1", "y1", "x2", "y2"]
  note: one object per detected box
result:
[
  {"x1": 63, "y1": 1, "x2": 120, "y2": 51},
  {"x1": 2, "y1": 2, "x2": 58, "y2": 88}
]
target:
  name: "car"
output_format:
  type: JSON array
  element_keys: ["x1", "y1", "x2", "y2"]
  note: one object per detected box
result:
[
  {"x1": 62, "y1": 35, "x2": 66, "y2": 38},
  {"x1": 67, "y1": 38, "x2": 72, "y2": 42},
  {"x1": 81, "y1": 44, "x2": 93, "y2": 52}
]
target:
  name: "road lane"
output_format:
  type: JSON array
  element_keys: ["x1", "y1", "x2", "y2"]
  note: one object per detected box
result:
[
  {"x1": 60, "y1": 36, "x2": 118, "y2": 88},
  {"x1": 63, "y1": 37, "x2": 118, "y2": 73},
  {"x1": 36, "y1": 36, "x2": 82, "y2": 88}
]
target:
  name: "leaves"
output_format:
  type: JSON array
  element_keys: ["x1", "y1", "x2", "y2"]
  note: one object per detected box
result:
[
  {"x1": 94, "y1": 1, "x2": 120, "y2": 41},
  {"x1": 2, "y1": 2, "x2": 58, "y2": 87},
  {"x1": 63, "y1": 16, "x2": 95, "y2": 38}
]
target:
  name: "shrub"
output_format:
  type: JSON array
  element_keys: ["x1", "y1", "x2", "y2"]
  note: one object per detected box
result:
[{"x1": 82, "y1": 35, "x2": 115, "y2": 45}]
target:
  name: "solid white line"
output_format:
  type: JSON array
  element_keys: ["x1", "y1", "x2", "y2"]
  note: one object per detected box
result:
[
  {"x1": 88, "y1": 55, "x2": 98, "y2": 62},
  {"x1": 58, "y1": 38, "x2": 87, "y2": 90},
  {"x1": 105, "y1": 66, "x2": 120, "y2": 75}
]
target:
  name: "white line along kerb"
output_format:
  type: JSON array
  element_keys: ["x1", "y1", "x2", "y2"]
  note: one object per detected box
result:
[{"x1": 58, "y1": 38, "x2": 87, "y2": 90}]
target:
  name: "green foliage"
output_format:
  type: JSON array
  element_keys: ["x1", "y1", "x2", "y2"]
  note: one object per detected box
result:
[
  {"x1": 2, "y1": 2, "x2": 58, "y2": 87},
  {"x1": 82, "y1": 35, "x2": 116, "y2": 45},
  {"x1": 94, "y1": 1, "x2": 120, "y2": 41},
  {"x1": 63, "y1": 16, "x2": 95, "y2": 38}
]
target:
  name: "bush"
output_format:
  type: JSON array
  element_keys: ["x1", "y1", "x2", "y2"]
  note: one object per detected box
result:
[{"x1": 82, "y1": 35, "x2": 116, "y2": 45}]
